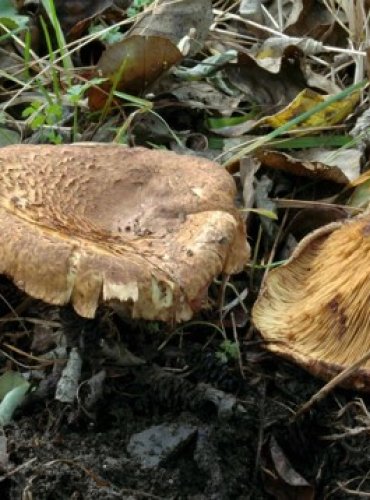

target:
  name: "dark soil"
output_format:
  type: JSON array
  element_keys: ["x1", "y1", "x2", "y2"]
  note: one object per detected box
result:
[{"x1": 1, "y1": 305, "x2": 370, "y2": 500}]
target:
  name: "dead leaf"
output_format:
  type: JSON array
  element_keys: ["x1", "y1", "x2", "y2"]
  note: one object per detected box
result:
[
  {"x1": 284, "y1": 0, "x2": 348, "y2": 45},
  {"x1": 239, "y1": 0, "x2": 264, "y2": 23},
  {"x1": 168, "y1": 81, "x2": 241, "y2": 113},
  {"x1": 88, "y1": 35, "x2": 182, "y2": 109},
  {"x1": 226, "y1": 49, "x2": 307, "y2": 109},
  {"x1": 249, "y1": 37, "x2": 323, "y2": 74},
  {"x1": 263, "y1": 88, "x2": 360, "y2": 129},
  {"x1": 254, "y1": 175, "x2": 278, "y2": 240},
  {"x1": 0, "y1": 127, "x2": 21, "y2": 147},
  {"x1": 129, "y1": 0, "x2": 213, "y2": 57},
  {"x1": 53, "y1": 0, "x2": 127, "y2": 39},
  {"x1": 263, "y1": 436, "x2": 315, "y2": 500},
  {"x1": 285, "y1": 207, "x2": 347, "y2": 240},
  {"x1": 256, "y1": 148, "x2": 362, "y2": 184},
  {"x1": 240, "y1": 156, "x2": 260, "y2": 214}
]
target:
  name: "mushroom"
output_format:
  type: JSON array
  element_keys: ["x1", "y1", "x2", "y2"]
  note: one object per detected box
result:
[
  {"x1": 252, "y1": 215, "x2": 370, "y2": 389},
  {"x1": 0, "y1": 144, "x2": 248, "y2": 322}
]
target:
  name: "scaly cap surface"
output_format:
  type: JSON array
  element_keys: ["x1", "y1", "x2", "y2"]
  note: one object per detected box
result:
[{"x1": 0, "y1": 144, "x2": 249, "y2": 321}]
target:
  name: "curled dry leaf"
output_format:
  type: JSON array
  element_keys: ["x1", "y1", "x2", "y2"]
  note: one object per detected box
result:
[
  {"x1": 283, "y1": 0, "x2": 347, "y2": 44},
  {"x1": 256, "y1": 147, "x2": 362, "y2": 184},
  {"x1": 256, "y1": 0, "x2": 345, "y2": 44},
  {"x1": 263, "y1": 436, "x2": 315, "y2": 500},
  {"x1": 249, "y1": 36, "x2": 323, "y2": 74},
  {"x1": 253, "y1": 215, "x2": 370, "y2": 390},
  {"x1": 0, "y1": 144, "x2": 249, "y2": 322}
]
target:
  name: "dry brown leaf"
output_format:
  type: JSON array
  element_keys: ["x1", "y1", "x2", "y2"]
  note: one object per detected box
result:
[
  {"x1": 284, "y1": 207, "x2": 347, "y2": 241},
  {"x1": 226, "y1": 49, "x2": 307, "y2": 109},
  {"x1": 129, "y1": 0, "x2": 213, "y2": 57},
  {"x1": 168, "y1": 81, "x2": 241, "y2": 113},
  {"x1": 0, "y1": 44, "x2": 25, "y2": 80},
  {"x1": 284, "y1": 0, "x2": 347, "y2": 44},
  {"x1": 240, "y1": 156, "x2": 260, "y2": 214},
  {"x1": 88, "y1": 35, "x2": 182, "y2": 109},
  {"x1": 53, "y1": 0, "x2": 128, "y2": 39},
  {"x1": 256, "y1": 148, "x2": 362, "y2": 184},
  {"x1": 263, "y1": 436, "x2": 315, "y2": 500},
  {"x1": 262, "y1": 0, "x2": 346, "y2": 44},
  {"x1": 249, "y1": 36, "x2": 323, "y2": 74}
]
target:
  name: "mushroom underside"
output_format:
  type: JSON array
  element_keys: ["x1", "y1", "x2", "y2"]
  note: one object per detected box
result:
[{"x1": 252, "y1": 217, "x2": 370, "y2": 389}]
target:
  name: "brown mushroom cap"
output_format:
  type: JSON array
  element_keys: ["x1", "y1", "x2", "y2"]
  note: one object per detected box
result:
[
  {"x1": 252, "y1": 216, "x2": 370, "y2": 390},
  {"x1": 0, "y1": 144, "x2": 248, "y2": 321}
]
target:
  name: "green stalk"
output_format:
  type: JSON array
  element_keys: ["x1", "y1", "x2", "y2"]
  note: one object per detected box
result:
[
  {"x1": 41, "y1": 0, "x2": 73, "y2": 80},
  {"x1": 39, "y1": 17, "x2": 60, "y2": 101}
]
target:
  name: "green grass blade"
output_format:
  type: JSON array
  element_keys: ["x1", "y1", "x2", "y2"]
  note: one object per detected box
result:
[{"x1": 223, "y1": 80, "x2": 367, "y2": 167}]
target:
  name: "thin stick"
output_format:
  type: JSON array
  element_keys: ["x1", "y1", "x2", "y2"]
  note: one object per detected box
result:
[{"x1": 293, "y1": 349, "x2": 370, "y2": 420}]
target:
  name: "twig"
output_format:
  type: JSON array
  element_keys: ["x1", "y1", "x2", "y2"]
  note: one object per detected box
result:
[
  {"x1": 0, "y1": 457, "x2": 37, "y2": 482},
  {"x1": 293, "y1": 349, "x2": 370, "y2": 420},
  {"x1": 230, "y1": 311, "x2": 245, "y2": 379}
]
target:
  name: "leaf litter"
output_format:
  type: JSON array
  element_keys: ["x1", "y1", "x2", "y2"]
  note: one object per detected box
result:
[{"x1": 1, "y1": 0, "x2": 370, "y2": 498}]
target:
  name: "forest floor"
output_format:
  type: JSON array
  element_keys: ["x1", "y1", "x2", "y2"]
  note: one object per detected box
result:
[{"x1": 1, "y1": 1, "x2": 370, "y2": 498}]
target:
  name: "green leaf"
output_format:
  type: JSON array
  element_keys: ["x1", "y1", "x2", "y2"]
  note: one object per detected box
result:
[
  {"x1": 0, "y1": 371, "x2": 27, "y2": 400},
  {"x1": 67, "y1": 78, "x2": 107, "y2": 104},
  {"x1": 239, "y1": 207, "x2": 278, "y2": 220},
  {"x1": 207, "y1": 112, "x2": 258, "y2": 130},
  {"x1": 31, "y1": 115, "x2": 46, "y2": 129},
  {"x1": 46, "y1": 102, "x2": 63, "y2": 123},
  {"x1": 348, "y1": 178, "x2": 370, "y2": 209},
  {"x1": 22, "y1": 101, "x2": 42, "y2": 118},
  {"x1": 113, "y1": 91, "x2": 153, "y2": 108},
  {"x1": 0, "y1": 0, "x2": 28, "y2": 29},
  {"x1": 127, "y1": 0, "x2": 154, "y2": 17},
  {"x1": 216, "y1": 340, "x2": 239, "y2": 362},
  {"x1": 269, "y1": 135, "x2": 353, "y2": 149},
  {"x1": 89, "y1": 24, "x2": 124, "y2": 44},
  {"x1": 0, "y1": 127, "x2": 21, "y2": 146}
]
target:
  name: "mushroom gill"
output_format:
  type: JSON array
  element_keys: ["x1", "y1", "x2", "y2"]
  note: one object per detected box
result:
[
  {"x1": 0, "y1": 144, "x2": 249, "y2": 322},
  {"x1": 252, "y1": 216, "x2": 370, "y2": 389}
]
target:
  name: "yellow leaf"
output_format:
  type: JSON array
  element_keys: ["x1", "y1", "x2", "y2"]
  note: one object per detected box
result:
[{"x1": 263, "y1": 88, "x2": 360, "y2": 129}]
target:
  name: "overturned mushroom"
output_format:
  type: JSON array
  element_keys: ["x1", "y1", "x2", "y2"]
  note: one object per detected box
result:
[
  {"x1": 0, "y1": 144, "x2": 248, "y2": 322},
  {"x1": 252, "y1": 216, "x2": 370, "y2": 389}
]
